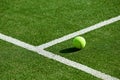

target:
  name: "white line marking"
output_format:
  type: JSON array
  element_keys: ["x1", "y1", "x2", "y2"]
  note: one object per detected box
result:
[
  {"x1": 37, "y1": 49, "x2": 119, "y2": 80},
  {"x1": 0, "y1": 15, "x2": 120, "y2": 80},
  {"x1": 0, "y1": 33, "x2": 36, "y2": 52},
  {"x1": 37, "y1": 15, "x2": 120, "y2": 49},
  {"x1": 0, "y1": 33, "x2": 119, "y2": 80}
]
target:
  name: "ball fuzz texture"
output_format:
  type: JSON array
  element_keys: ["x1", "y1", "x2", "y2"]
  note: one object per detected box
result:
[{"x1": 73, "y1": 36, "x2": 86, "y2": 49}]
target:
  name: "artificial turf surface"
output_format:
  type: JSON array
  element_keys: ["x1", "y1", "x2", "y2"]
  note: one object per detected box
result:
[
  {"x1": 0, "y1": 0, "x2": 120, "y2": 45},
  {"x1": 0, "y1": 40, "x2": 100, "y2": 80},
  {"x1": 46, "y1": 21, "x2": 120, "y2": 79}
]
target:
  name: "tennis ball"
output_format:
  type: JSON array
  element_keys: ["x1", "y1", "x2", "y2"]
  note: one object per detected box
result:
[{"x1": 73, "y1": 36, "x2": 86, "y2": 49}]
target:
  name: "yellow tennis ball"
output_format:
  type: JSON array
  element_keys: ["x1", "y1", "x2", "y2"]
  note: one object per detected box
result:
[{"x1": 73, "y1": 36, "x2": 86, "y2": 49}]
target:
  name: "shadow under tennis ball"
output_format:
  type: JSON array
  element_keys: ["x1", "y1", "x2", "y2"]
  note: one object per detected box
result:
[{"x1": 60, "y1": 47, "x2": 81, "y2": 54}]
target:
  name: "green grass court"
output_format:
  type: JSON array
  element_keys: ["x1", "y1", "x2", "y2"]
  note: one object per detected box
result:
[{"x1": 0, "y1": 0, "x2": 120, "y2": 80}]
